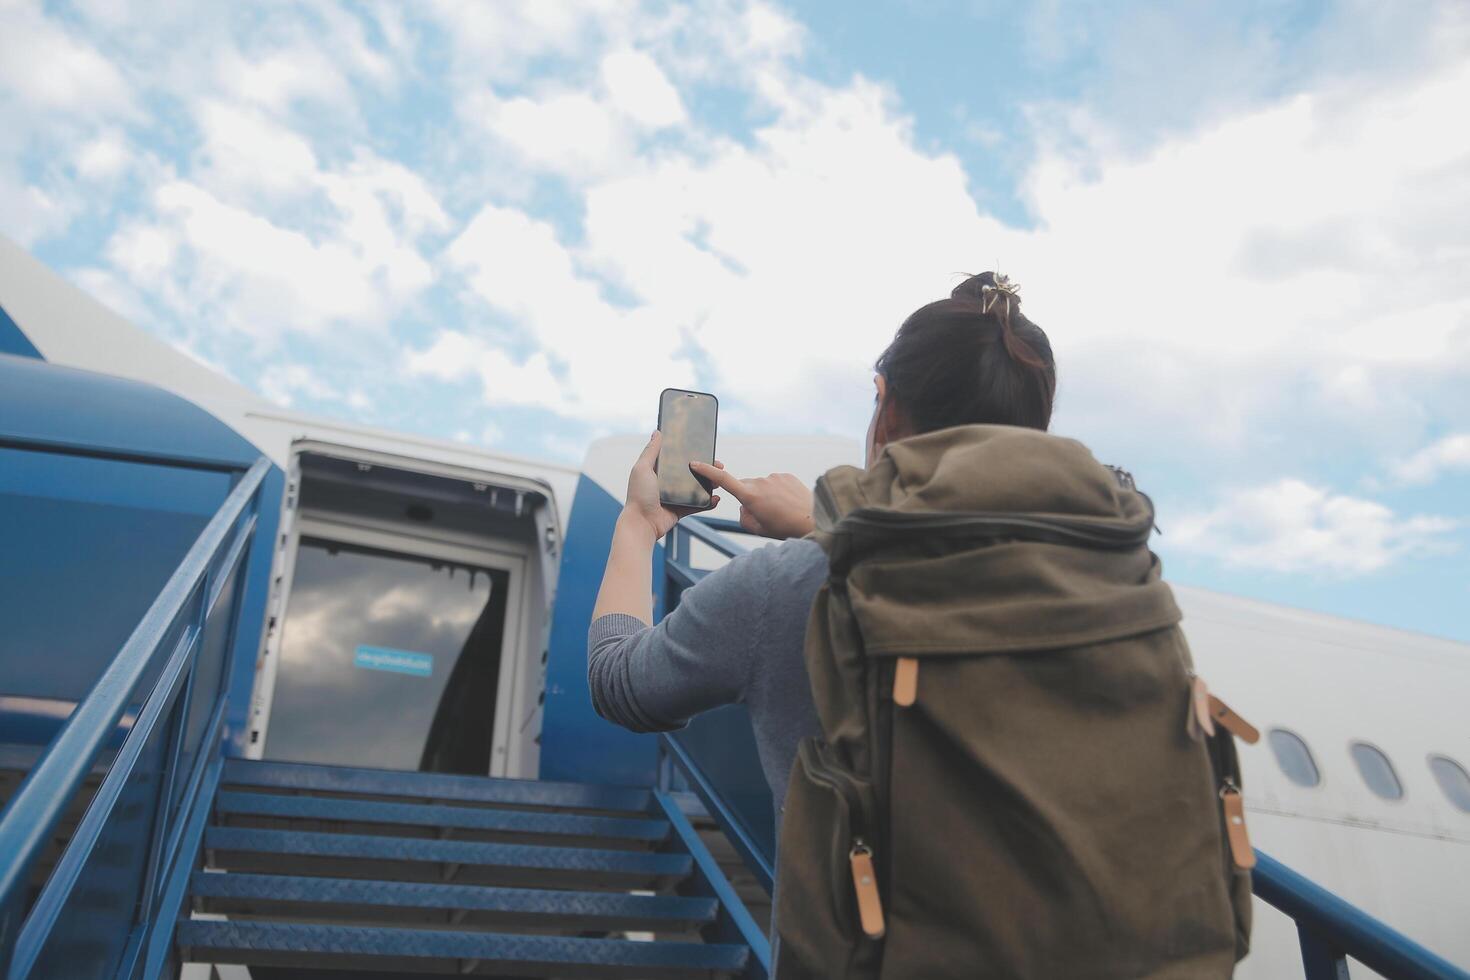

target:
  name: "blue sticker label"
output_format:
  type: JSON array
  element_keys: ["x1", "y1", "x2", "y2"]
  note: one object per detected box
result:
[{"x1": 354, "y1": 646, "x2": 433, "y2": 677}]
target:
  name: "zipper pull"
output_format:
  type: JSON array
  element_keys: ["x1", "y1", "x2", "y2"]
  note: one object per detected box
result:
[
  {"x1": 849, "y1": 843, "x2": 886, "y2": 939},
  {"x1": 1207, "y1": 694, "x2": 1261, "y2": 744},
  {"x1": 1186, "y1": 674, "x2": 1214, "y2": 741},
  {"x1": 893, "y1": 657, "x2": 919, "y2": 708},
  {"x1": 1220, "y1": 782, "x2": 1256, "y2": 870}
]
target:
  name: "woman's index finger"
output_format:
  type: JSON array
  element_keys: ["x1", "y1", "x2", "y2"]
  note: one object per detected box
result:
[{"x1": 690, "y1": 460, "x2": 750, "y2": 500}]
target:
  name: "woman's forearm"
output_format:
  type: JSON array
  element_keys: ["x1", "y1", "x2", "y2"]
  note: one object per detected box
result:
[{"x1": 592, "y1": 510, "x2": 662, "y2": 624}]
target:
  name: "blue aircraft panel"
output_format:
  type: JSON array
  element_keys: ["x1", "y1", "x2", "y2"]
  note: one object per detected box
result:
[
  {"x1": 0, "y1": 354, "x2": 282, "y2": 755},
  {"x1": 0, "y1": 448, "x2": 229, "y2": 704},
  {"x1": 0, "y1": 352, "x2": 258, "y2": 469},
  {"x1": 0, "y1": 303, "x2": 41, "y2": 359},
  {"x1": 539, "y1": 475, "x2": 660, "y2": 787}
]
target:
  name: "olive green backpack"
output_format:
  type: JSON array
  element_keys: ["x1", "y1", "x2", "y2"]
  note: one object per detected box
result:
[{"x1": 775, "y1": 425, "x2": 1254, "y2": 979}]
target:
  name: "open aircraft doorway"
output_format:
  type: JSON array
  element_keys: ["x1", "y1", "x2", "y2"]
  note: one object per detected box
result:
[{"x1": 246, "y1": 442, "x2": 557, "y2": 780}]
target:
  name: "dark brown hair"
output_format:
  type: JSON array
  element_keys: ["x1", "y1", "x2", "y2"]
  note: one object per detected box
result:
[{"x1": 874, "y1": 272, "x2": 1056, "y2": 433}]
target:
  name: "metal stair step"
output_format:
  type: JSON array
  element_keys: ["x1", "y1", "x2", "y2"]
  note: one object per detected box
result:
[
  {"x1": 222, "y1": 759, "x2": 652, "y2": 814},
  {"x1": 177, "y1": 919, "x2": 749, "y2": 978},
  {"x1": 189, "y1": 872, "x2": 719, "y2": 931},
  {"x1": 215, "y1": 790, "x2": 671, "y2": 846},
  {"x1": 204, "y1": 827, "x2": 693, "y2": 890}
]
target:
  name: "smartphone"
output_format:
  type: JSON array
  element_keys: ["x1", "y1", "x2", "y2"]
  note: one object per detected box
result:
[{"x1": 656, "y1": 388, "x2": 719, "y2": 510}]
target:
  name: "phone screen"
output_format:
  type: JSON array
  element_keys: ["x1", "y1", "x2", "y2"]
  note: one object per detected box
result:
[{"x1": 657, "y1": 388, "x2": 718, "y2": 509}]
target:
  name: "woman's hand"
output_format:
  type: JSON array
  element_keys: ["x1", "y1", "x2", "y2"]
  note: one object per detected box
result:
[
  {"x1": 621, "y1": 431, "x2": 722, "y2": 540},
  {"x1": 689, "y1": 462, "x2": 815, "y2": 539}
]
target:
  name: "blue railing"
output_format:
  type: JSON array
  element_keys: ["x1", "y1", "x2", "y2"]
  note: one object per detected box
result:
[
  {"x1": 660, "y1": 516, "x2": 1469, "y2": 980},
  {"x1": 0, "y1": 456, "x2": 270, "y2": 980},
  {"x1": 662, "y1": 517, "x2": 778, "y2": 892},
  {"x1": 653, "y1": 787, "x2": 771, "y2": 980},
  {"x1": 1252, "y1": 851, "x2": 1467, "y2": 980}
]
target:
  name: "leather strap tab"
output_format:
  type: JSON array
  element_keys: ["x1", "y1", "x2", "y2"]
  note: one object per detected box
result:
[
  {"x1": 893, "y1": 657, "x2": 919, "y2": 708},
  {"x1": 1220, "y1": 784, "x2": 1256, "y2": 869},
  {"x1": 1187, "y1": 675, "x2": 1215, "y2": 740},
  {"x1": 850, "y1": 846, "x2": 886, "y2": 939},
  {"x1": 1208, "y1": 694, "x2": 1260, "y2": 744}
]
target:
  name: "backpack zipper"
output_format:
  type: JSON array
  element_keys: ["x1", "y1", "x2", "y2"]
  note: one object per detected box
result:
[
  {"x1": 814, "y1": 475, "x2": 1157, "y2": 550},
  {"x1": 849, "y1": 841, "x2": 887, "y2": 939},
  {"x1": 800, "y1": 741, "x2": 869, "y2": 837},
  {"x1": 800, "y1": 741, "x2": 886, "y2": 940},
  {"x1": 833, "y1": 508, "x2": 1155, "y2": 549},
  {"x1": 1219, "y1": 780, "x2": 1257, "y2": 870}
]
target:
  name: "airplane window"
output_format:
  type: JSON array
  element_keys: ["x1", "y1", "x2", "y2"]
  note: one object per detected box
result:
[
  {"x1": 1268, "y1": 729, "x2": 1320, "y2": 787},
  {"x1": 1428, "y1": 756, "x2": 1470, "y2": 813},
  {"x1": 1350, "y1": 743, "x2": 1404, "y2": 801}
]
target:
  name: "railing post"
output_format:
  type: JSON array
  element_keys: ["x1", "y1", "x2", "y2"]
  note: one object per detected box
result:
[
  {"x1": 1299, "y1": 925, "x2": 1352, "y2": 980},
  {"x1": 655, "y1": 791, "x2": 770, "y2": 980},
  {"x1": 0, "y1": 896, "x2": 19, "y2": 980},
  {"x1": 657, "y1": 740, "x2": 673, "y2": 793},
  {"x1": 140, "y1": 584, "x2": 208, "y2": 917}
]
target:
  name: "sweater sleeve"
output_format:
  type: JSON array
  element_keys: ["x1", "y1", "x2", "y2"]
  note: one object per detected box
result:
[{"x1": 586, "y1": 542, "x2": 776, "y2": 733}]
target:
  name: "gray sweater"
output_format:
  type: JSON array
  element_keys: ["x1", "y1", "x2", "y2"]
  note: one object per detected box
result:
[{"x1": 586, "y1": 537, "x2": 827, "y2": 820}]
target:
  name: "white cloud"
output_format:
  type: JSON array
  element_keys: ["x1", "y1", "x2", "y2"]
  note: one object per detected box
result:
[
  {"x1": 330, "y1": 156, "x2": 451, "y2": 237},
  {"x1": 1010, "y1": 60, "x2": 1470, "y2": 371},
  {"x1": 452, "y1": 4, "x2": 801, "y2": 185},
  {"x1": 193, "y1": 101, "x2": 321, "y2": 201},
  {"x1": 423, "y1": 203, "x2": 693, "y2": 422},
  {"x1": 406, "y1": 331, "x2": 564, "y2": 413},
  {"x1": 424, "y1": 0, "x2": 626, "y2": 82},
  {"x1": 577, "y1": 75, "x2": 998, "y2": 426},
  {"x1": 442, "y1": 0, "x2": 1470, "y2": 456},
  {"x1": 259, "y1": 362, "x2": 342, "y2": 407},
  {"x1": 0, "y1": 0, "x2": 133, "y2": 116},
  {"x1": 1169, "y1": 479, "x2": 1458, "y2": 575},
  {"x1": 0, "y1": 178, "x2": 74, "y2": 248},
  {"x1": 74, "y1": 132, "x2": 131, "y2": 181},
  {"x1": 401, "y1": 9, "x2": 1470, "y2": 457},
  {"x1": 469, "y1": 89, "x2": 631, "y2": 182},
  {"x1": 0, "y1": 1, "x2": 135, "y2": 244},
  {"x1": 117, "y1": 182, "x2": 384, "y2": 336},
  {"x1": 462, "y1": 49, "x2": 685, "y2": 183},
  {"x1": 1393, "y1": 433, "x2": 1470, "y2": 486},
  {"x1": 214, "y1": 41, "x2": 358, "y2": 113},
  {"x1": 103, "y1": 142, "x2": 447, "y2": 340},
  {"x1": 600, "y1": 49, "x2": 686, "y2": 128}
]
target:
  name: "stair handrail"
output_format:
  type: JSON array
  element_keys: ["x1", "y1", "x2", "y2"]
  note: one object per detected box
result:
[
  {"x1": 661, "y1": 516, "x2": 777, "y2": 894},
  {"x1": 661, "y1": 515, "x2": 1470, "y2": 980},
  {"x1": 658, "y1": 731, "x2": 775, "y2": 894},
  {"x1": 1252, "y1": 850, "x2": 1467, "y2": 980},
  {"x1": 0, "y1": 455, "x2": 270, "y2": 977}
]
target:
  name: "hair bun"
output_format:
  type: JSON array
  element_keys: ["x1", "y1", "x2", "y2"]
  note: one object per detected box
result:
[{"x1": 953, "y1": 270, "x2": 1038, "y2": 369}]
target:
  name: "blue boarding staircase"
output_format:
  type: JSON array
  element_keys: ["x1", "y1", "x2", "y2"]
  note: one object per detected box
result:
[{"x1": 0, "y1": 456, "x2": 1463, "y2": 979}]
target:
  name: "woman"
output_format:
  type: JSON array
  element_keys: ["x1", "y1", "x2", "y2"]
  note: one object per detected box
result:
[
  {"x1": 587, "y1": 272, "x2": 1245, "y2": 979},
  {"x1": 587, "y1": 272, "x2": 1055, "y2": 821}
]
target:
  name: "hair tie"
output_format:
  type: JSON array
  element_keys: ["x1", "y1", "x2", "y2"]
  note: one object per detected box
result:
[{"x1": 980, "y1": 273, "x2": 1021, "y2": 323}]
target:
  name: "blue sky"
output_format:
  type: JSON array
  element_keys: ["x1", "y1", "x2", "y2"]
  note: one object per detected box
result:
[{"x1": 1, "y1": 0, "x2": 1467, "y2": 642}]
